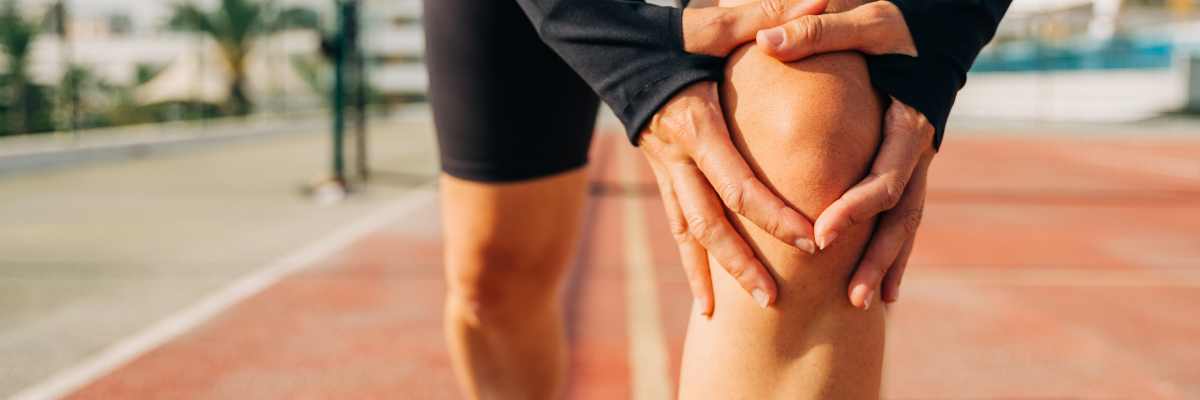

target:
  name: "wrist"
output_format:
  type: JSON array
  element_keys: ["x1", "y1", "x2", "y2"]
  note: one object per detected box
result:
[
  {"x1": 682, "y1": 8, "x2": 733, "y2": 56},
  {"x1": 865, "y1": 1, "x2": 916, "y2": 56},
  {"x1": 640, "y1": 82, "x2": 723, "y2": 149}
]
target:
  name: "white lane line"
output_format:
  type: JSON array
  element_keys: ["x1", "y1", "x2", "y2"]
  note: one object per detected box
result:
[
  {"x1": 905, "y1": 267, "x2": 1200, "y2": 288},
  {"x1": 617, "y1": 146, "x2": 674, "y2": 400},
  {"x1": 8, "y1": 183, "x2": 439, "y2": 400}
]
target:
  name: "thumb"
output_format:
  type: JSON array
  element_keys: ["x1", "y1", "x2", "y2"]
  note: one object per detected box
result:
[
  {"x1": 683, "y1": 0, "x2": 829, "y2": 57},
  {"x1": 754, "y1": 11, "x2": 857, "y2": 62},
  {"x1": 756, "y1": 1, "x2": 917, "y2": 62}
]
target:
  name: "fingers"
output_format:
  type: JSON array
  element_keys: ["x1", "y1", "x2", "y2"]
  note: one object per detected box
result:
[
  {"x1": 683, "y1": 85, "x2": 817, "y2": 253},
  {"x1": 756, "y1": 1, "x2": 917, "y2": 62},
  {"x1": 638, "y1": 82, "x2": 790, "y2": 308},
  {"x1": 881, "y1": 229, "x2": 917, "y2": 303},
  {"x1": 668, "y1": 159, "x2": 777, "y2": 308},
  {"x1": 879, "y1": 145, "x2": 931, "y2": 304},
  {"x1": 643, "y1": 83, "x2": 816, "y2": 253},
  {"x1": 846, "y1": 151, "x2": 931, "y2": 310},
  {"x1": 681, "y1": 230, "x2": 716, "y2": 315},
  {"x1": 813, "y1": 98, "x2": 933, "y2": 249},
  {"x1": 755, "y1": 9, "x2": 854, "y2": 61},
  {"x1": 699, "y1": 143, "x2": 817, "y2": 254},
  {"x1": 724, "y1": 0, "x2": 831, "y2": 50},
  {"x1": 645, "y1": 155, "x2": 715, "y2": 316},
  {"x1": 683, "y1": 0, "x2": 829, "y2": 56}
]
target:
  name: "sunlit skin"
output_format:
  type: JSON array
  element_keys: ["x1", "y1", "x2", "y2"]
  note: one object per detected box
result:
[
  {"x1": 442, "y1": 0, "x2": 891, "y2": 398},
  {"x1": 441, "y1": 168, "x2": 590, "y2": 400},
  {"x1": 676, "y1": 0, "x2": 887, "y2": 398}
]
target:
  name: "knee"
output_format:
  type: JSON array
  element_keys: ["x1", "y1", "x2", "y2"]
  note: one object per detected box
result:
[
  {"x1": 439, "y1": 172, "x2": 586, "y2": 328},
  {"x1": 448, "y1": 277, "x2": 557, "y2": 328},
  {"x1": 445, "y1": 246, "x2": 563, "y2": 326},
  {"x1": 721, "y1": 48, "x2": 883, "y2": 214}
]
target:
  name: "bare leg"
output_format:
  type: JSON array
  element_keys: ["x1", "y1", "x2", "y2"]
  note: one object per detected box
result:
[
  {"x1": 677, "y1": 4, "x2": 887, "y2": 397},
  {"x1": 441, "y1": 168, "x2": 590, "y2": 400}
]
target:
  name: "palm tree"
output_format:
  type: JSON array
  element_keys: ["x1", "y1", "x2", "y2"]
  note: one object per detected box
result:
[
  {"x1": 57, "y1": 63, "x2": 104, "y2": 131},
  {"x1": 0, "y1": 0, "x2": 40, "y2": 135},
  {"x1": 168, "y1": 0, "x2": 318, "y2": 115}
]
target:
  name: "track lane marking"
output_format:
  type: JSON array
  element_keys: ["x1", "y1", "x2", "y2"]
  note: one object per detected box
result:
[
  {"x1": 8, "y1": 183, "x2": 439, "y2": 400},
  {"x1": 618, "y1": 146, "x2": 674, "y2": 400}
]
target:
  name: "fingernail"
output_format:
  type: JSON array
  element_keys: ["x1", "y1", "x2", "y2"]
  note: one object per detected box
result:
[
  {"x1": 864, "y1": 290, "x2": 875, "y2": 310},
  {"x1": 761, "y1": 27, "x2": 785, "y2": 47},
  {"x1": 891, "y1": 286, "x2": 900, "y2": 302},
  {"x1": 819, "y1": 232, "x2": 838, "y2": 250},
  {"x1": 692, "y1": 298, "x2": 704, "y2": 315},
  {"x1": 752, "y1": 289, "x2": 770, "y2": 309},
  {"x1": 794, "y1": 238, "x2": 816, "y2": 254}
]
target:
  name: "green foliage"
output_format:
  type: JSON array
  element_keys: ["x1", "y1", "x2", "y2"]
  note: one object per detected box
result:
[
  {"x1": 0, "y1": 0, "x2": 41, "y2": 135},
  {"x1": 0, "y1": 83, "x2": 56, "y2": 136},
  {"x1": 55, "y1": 64, "x2": 120, "y2": 131},
  {"x1": 0, "y1": 0, "x2": 37, "y2": 69},
  {"x1": 167, "y1": 0, "x2": 321, "y2": 115},
  {"x1": 277, "y1": 7, "x2": 319, "y2": 31},
  {"x1": 135, "y1": 63, "x2": 168, "y2": 85}
]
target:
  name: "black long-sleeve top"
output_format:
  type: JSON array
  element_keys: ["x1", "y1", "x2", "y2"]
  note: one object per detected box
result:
[{"x1": 514, "y1": 0, "x2": 1012, "y2": 150}]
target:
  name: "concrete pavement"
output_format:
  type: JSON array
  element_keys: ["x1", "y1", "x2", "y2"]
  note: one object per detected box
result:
[
  {"x1": 3, "y1": 112, "x2": 1199, "y2": 399},
  {"x1": 0, "y1": 113, "x2": 439, "y2": 397}
]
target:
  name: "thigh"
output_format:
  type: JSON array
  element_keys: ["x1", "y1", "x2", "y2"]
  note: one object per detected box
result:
[
  {"x1": 679, "y1": 46, "x2": 887, "y2": 398},
  {"x1": 423, "y1": 0, "x2": 600, "y2": 183}
]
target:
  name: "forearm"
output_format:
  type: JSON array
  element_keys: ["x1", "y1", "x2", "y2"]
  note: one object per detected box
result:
[
  {"x1": 867, "y1": 0, "x2": 1012, "y2": 149},
  {"x1": 678, "y1": 36, "x2": 885, "y2": 400}
]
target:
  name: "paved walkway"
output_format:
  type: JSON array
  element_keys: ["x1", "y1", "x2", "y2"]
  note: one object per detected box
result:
[
  {"x1": 5, "y1": 122, "x2": 1200, "y2": 399},
  {"x1": 0, "y1": 114, "x2": 439, "y2": 398},
  {"x1": 9, "y1": 128, "x2": 1200, "y2": 398}
]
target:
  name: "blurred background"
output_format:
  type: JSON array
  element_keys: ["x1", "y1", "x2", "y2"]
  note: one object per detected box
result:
[
  {"x1": 0, "y1": 0, "x2": 1197, "y2": 398},
  {"x1": 0, "y1": 0, "x2": 423, "y2": 134}
]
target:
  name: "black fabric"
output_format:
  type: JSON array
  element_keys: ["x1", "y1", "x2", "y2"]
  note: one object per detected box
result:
[
  {"x1": 425, "y1": 0, "x2": 1012, "y2": 182},
  {"x1": 517, "y1": 0, "x2": 1011, "y2": 148},
  {"x1": 424, "y1": 0, "x2": 600, "y2": 182},
  {"x1": 866, "y1": 0, "x2": 1013, "y2": 150},
  {"x1": 514, "y1": 0, "x2": 724, "y2": 145}
]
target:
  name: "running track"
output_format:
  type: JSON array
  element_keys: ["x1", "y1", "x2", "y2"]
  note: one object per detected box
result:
[{"x1": 17, "y1": 132, "x2": 1200, "y2": 399}]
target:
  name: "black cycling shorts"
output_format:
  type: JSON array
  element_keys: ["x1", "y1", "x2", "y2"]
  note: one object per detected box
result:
[{"x1": 424, "y1": 0, "x2": 601, "y2": 182}]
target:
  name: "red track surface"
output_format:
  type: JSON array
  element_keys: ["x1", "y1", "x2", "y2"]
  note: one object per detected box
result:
[{"x1": 63, "y1": 133, "x2": 1200, "y2": 399}]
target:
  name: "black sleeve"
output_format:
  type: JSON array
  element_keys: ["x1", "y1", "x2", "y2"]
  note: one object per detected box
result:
[
  {"x1": 865, "y1": 0, "x2": 1012, "y2": 150},
  {"x1": 514, "y1": 0, "x2": 725, "y2": 145}
]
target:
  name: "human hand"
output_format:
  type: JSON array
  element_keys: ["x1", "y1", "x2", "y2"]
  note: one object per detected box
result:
[
  {"x1": 641, "y1": 82, "x2": 818, "y2": 315},
  {"x1": 754, "y1": 0, "x2": 917, "y2": 61},
  {"x1": 746, "y1": 0, "x2": 931, "y2": 309},
  {"x1": 817, "y1": 98, "x2": 935, "y2": 310},
  {"x1": 643, "y1": 0, "x2": 833, "y2": 316},
  {"x1": 682, "y1": 0, "x2": 832, "y2": 57}
]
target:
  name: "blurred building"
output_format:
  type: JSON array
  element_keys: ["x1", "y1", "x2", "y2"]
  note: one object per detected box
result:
[
  {"x1": 132, "y1": 31, "x2": 321, "y2": 109},
  {"x1": 359, "y1": 0, "x2": 427, "y2": 102},
  {"x1": 15, "y1": 1, "x2": 321, "y2": 106},
  {"x1": 954, "y1": 0, "x2": 1200, "y2": 123}
]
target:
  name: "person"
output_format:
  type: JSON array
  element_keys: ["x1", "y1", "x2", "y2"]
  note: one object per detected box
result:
[{"x1": 423, "y1": 0, "x2": 1011, "y2": 397}]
